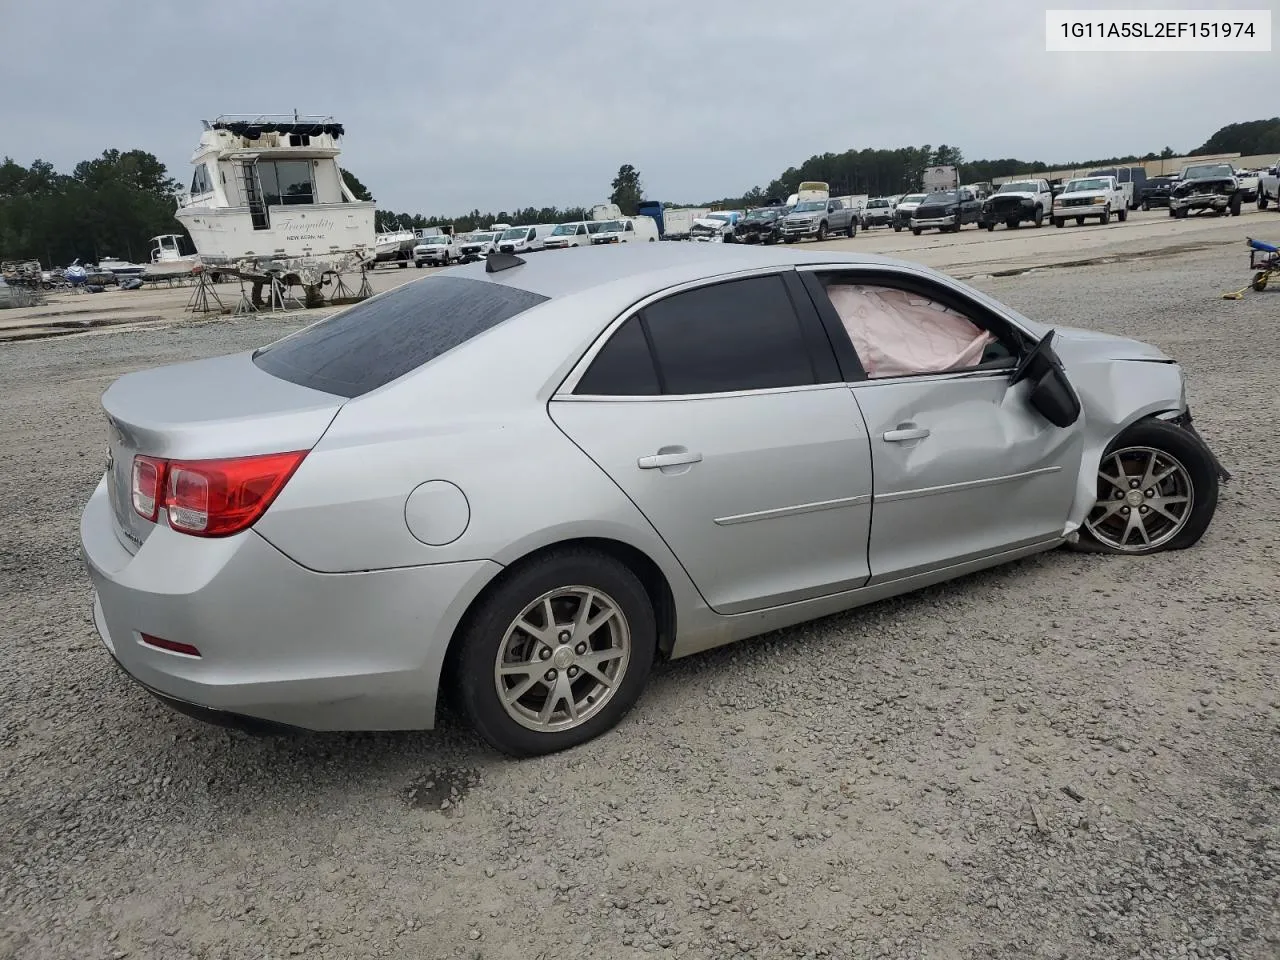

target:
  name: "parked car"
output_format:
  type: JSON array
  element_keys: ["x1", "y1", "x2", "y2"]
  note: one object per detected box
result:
[
  {"x1": 1137, "y1": 175, "x2": 1178, "y2": 210},
  {"x1": 909, "y1": 189, "x2": 982, "y2": 234},
  {"x1": 732, "y1": 206, "x2": 789, "y2": 244},
  {"x1": 690, "y1": 212, "x2": 742, "y2": 242},
  {"x1": 1258, "y1": 164, "x2": 1279, "y2": 209},
  {"x1": 413, "y1": 234, "x2": 458, "y2": 268},
  {"x1": 1169, "y1": 163, "x2": 1242, "y2": 219},
  {"x1": 497, "y1": 224, "x2": 559, "y2": 254},
  {"x1": 1234, "y1": 169, "x2": 1260, "y2": 204},
  {"x1": 455, "y1": 232, "x2": 500, "y2": 263},
  {"x1": 590, "y1": 216, "x2": 660, "y2": 244},
  {"x1": 781, "y1": 198, "x2": 858, "y2": 242},
  {"x1": 860, "y1": 197, "x2": 895, "y2": 229},
  {"x1": 542, "y1": 222, "x2": 595, "y2": 250},
  {"x1": 1086, "y1": 166, "x2": 1149, "y2": 210},
  {"x1": 980, "y1": 179, "x2": 1053, "y2": 231},
  {"x1": 81, "y1": 243, "x2": 1228, "y2": 756},
  {"x1": 892, "y1": 193, "x2": 927, "y2": 232},
  {"x1": 1052, "y1": 176, "x2": 1128, "y2": 227}
]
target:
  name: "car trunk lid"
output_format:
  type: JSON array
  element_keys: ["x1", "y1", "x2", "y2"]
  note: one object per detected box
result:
[{"x1": 101, "y1": 351, "x2": 345, "y2": 551}]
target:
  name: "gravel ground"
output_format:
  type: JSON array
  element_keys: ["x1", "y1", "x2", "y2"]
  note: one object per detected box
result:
[{"x1": 1, "y1": 246, "x2": 1277, "y2": 960}]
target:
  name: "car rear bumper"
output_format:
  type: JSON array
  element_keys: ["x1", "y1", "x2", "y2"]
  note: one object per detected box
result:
[{"x1": 80, "y1": 477, "x2": 500, "y2": 731}]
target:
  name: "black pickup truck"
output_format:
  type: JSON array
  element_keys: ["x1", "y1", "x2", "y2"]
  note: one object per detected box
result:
[{"x1": 909, "y1": 189, "x2": 983, "y2": 234}]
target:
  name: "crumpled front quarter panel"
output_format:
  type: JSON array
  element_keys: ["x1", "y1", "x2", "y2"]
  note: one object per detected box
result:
[{"x1": 1057, "y1": 338, "x2": 1185, "y2": 529}]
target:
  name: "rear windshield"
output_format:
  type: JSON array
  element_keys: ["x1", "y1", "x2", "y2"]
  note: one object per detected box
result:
[{"x1": 252, "y1": 276, "x2": 548, "y2": 397}]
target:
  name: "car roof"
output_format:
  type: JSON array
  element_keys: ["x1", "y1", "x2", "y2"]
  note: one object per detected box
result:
[{"x1": 437, "y1": 242, "x2": 907, "y2": 299}]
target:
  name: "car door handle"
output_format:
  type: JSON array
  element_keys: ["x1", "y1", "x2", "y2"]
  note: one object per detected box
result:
[
  {"x1": 637, "y1": 450, "x2": 703, "y2": 469},
  {"x1": 883, "y1": 426, "x2": 930, "y2": 442}
]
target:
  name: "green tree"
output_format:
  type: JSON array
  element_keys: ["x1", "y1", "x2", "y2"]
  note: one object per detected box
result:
[
  {"x1": 610, "y1": 163, "x2": 643, "y2": 215},
  {"x1": 1194, "y1": 118, "x2": 1280, "y2": 156},
  {"x1": 341, "y1": 168, "x2": 374, "y2": 201}
]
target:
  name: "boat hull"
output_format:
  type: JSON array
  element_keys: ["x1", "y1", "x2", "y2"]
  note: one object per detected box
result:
[{"x1": 176, "y1": 201, "x2": 376, "y2": 283}]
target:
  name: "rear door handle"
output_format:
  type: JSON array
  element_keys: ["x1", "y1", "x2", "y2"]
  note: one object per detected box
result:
[
  {"x1": 883, "y1": 426, "x2": 930, "y2": 442},
  {"x1": 638, "y1": 450, "x2": 703, "y2": 469}
]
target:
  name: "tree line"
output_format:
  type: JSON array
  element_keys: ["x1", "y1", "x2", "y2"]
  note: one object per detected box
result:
[{"x1": 0, "y1": 150, "x2": 183, "y2": 267}]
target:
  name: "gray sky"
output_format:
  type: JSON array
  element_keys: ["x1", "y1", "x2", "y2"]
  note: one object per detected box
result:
[{"x1": 1, "y1": 0, "x2": 1272, "y2": 214}]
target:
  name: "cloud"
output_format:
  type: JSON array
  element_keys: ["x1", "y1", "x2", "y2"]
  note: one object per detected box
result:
[{"x1": 0, "y1": 0, "x2": 1269, "y2": 214}]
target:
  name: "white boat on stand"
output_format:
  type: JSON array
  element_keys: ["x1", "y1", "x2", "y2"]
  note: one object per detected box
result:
[
  {"x1": 174, "y1": 114, "x2": 376, "y2": 305},
  {"x1": 373, "y1": 228, "x2": 416, "y2": 267},
  {"x1": 140, "y1": 234, "x2": 202, "y2": 282}
]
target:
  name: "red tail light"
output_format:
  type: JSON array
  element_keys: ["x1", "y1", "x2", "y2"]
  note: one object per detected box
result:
[{"x1": 130, "y1": 450, "x2": 307, "y2": 537}]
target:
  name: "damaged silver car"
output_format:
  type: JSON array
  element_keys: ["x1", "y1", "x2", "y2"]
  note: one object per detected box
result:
[{"x1": 80, "y1": 245, "x2": 1228, "y2": 756}]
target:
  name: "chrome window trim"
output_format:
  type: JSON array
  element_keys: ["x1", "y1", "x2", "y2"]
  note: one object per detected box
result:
[{"x1": 554, "y1": 265, "x2": 809, "y2": 399}]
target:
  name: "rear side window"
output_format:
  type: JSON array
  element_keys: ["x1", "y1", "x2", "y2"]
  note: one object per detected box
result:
[
  {"x1": 575, "y1": 275, "x2": 816, "y2": 396},
  {"x1": 253, "y1": 276, "x2": 547, "y2": 397}
]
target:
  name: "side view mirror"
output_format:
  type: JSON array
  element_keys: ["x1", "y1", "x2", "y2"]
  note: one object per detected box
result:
[{"x1": 1010, "y1": 330, "x2": 1081, "y2": 427}]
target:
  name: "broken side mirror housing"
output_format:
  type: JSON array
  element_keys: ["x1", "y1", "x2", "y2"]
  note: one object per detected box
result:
[{"x1": 1029, "y1": 366, "x2": 1082, "y2": 428}]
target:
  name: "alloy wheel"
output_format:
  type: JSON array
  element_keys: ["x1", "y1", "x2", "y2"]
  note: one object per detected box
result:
[
  {"x1": 1084, "y1": 446, "x2": 1194, "y2": 551},
  {"x1": 493, "y1": 586, "x2": 631, "y2": 732}
]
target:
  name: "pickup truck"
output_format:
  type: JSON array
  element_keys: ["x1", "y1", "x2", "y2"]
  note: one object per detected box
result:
[
  {"x1": 781, "y1": 198, "x2": 858, "y2": 242},
  {"x1": 909, "y1": 189, "x2": 982, "y2": 234},
  {"x1": 1052, "y1": 176, "x2": 1128, "y2": 227},
  {"x1": 1169, "y1": 163, "x2": 1242, "y2": 219},
  {"x1": 412, "y1": 234, "x2": 458, "y2": 267},
  {"x1": 859, "y1": 197, "x2": 895, "y2": 229},
  {"x1": 1258, "y1": 164, "x2": 1279, "y2": 210},
  {"x1": 980, "y1": 179, "x2": 1053, "y2": 230},
  {"x1": 455, "y1": 231, "x2": 499, "y2": 263}
]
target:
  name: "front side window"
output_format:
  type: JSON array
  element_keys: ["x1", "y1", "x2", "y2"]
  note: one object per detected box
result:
[
  {"x1": 575, "y1": 275, "x2": 816, "y2": 396},
  {"x1": 819, "y1": 280, "x2": 1015, "y2": 379}
]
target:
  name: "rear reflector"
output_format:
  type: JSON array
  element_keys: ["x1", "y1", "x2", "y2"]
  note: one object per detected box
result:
[
  {"x1": 140, "y1": 633, "x2": 202, "y2": 657},
  {"x1": 131, "y1": 450, "x2": 308, "y2": 537}
]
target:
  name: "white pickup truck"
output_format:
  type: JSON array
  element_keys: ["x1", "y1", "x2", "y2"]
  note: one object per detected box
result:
[
  {"x1": 412, "y1": 234, "x2": 458, "y2": 267},
  {"x1": 1051, "y1": 175, "x2": 1128, "y2": 227},
  {"x1": 1255, "y1": 163, "x2": 1279, "y2": 210}
]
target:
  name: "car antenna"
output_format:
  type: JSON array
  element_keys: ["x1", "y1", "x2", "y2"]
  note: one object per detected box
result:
[{"x1": 485, "y1": 251, "x2": 526, "y2": 273}]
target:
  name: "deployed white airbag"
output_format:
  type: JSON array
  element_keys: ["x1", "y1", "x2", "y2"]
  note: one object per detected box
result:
[{"x1": 828, "y1": 285, "x2": 994, "y2": 378}]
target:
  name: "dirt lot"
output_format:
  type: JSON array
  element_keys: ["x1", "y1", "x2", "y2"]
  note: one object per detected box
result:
[{"x1": 1, "y1": 240, "x2": 1278, "y2": 960}]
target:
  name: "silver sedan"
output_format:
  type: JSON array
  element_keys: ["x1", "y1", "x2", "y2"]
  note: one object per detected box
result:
[{"x1": 80, "y1": 244, "x2": 1228, "y2": 755}]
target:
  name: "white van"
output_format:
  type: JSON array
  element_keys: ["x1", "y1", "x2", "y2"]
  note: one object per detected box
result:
[
  {"x1": 589, "y1": 215, "x2": 660, "y2": 245},
  {"x1": 542, "y1": 222, "x2": 593, "y2": 250},
  {"x1": 496, "y1": 224, "x2": 557, "y2": 254}
]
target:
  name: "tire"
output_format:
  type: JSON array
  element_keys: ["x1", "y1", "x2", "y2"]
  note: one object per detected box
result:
[
  {"x1": 1259, "y1": 194, "x2": 1270, "y2": 210},
  {"x1": 1174, "y1": 206, "x2": 1188, "y2": 219},
  {"x1": 1076, "y1": 419, "x2": 1219, "y2": 556},
  {"x1": 1229, "y1": 194, "x2": 1242, "y2": 217},
  {"x1": 987, "y1": 223, "x2": 996, "y2": 232},
  {"x1": 912, "y1": 227, "x2": 922, "y2": 236},
  {"x1": 1006, "y1": 219, "x2": 1019, "y2": 229},
  {"x1": 846, "y1": 220, "x2": 856, "y2": 238},
  {"x1": 1142, "y1": 200, "x2": 1150, "y2": 211},
  {"x1": 1033, "y1": 206, "x2": 1044, "y2": 227},
  {"x1": 1054, "y1": 217, "x2": 1064, "y2": 228},
  {"x1": 453, "y1": 549, "x2": 657, "y2": 757},
  {"x1": 816, "y1": 222, "x2": 827, "y2": 241},
  {"x1": 893, "y1": 223, "x2": 902, "y2": 232},
  {"x1": 1076, "y1": 217, "x2": 1085, "y2": 226},
  {"x1": 414, "y1": 260, "x2": 424, "y2": 268},
  {"x1": 1118, "y1": 207, "x2": 1127, "y2": 222},
  {"x1": 1100, "y1": 207, "x2": 1111, "y2": 225},
  {"x1": 1252, "y1": 271, "x2": 1269, "y2": 292}
]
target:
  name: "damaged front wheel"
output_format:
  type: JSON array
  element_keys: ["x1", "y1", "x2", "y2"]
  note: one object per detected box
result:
[{"x1": 1077, "y1": 419, "x2": 1219, "y2": 555}]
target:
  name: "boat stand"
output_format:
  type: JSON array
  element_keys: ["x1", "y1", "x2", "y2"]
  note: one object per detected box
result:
[
  {"x1": 185, "y1": 271, "x2": 225, "y2": 314},
  {"x1": 232, "y1": 278, "x2": 260, "y2": 316},
  {"x1": 268, "y1": 275, "x2": 304, "y2": 312},
  {"x1": 357, "y1": 266, "x2": 373, "y2": 299}
]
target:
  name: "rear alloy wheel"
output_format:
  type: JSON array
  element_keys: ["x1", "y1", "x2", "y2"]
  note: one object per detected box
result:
[
  {"x1": 455, "y1": 550, "x2": 656, "y2": 756},
  {"x1": 1079, "y1": 420, "x2": 1218, "y2": 555}
]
